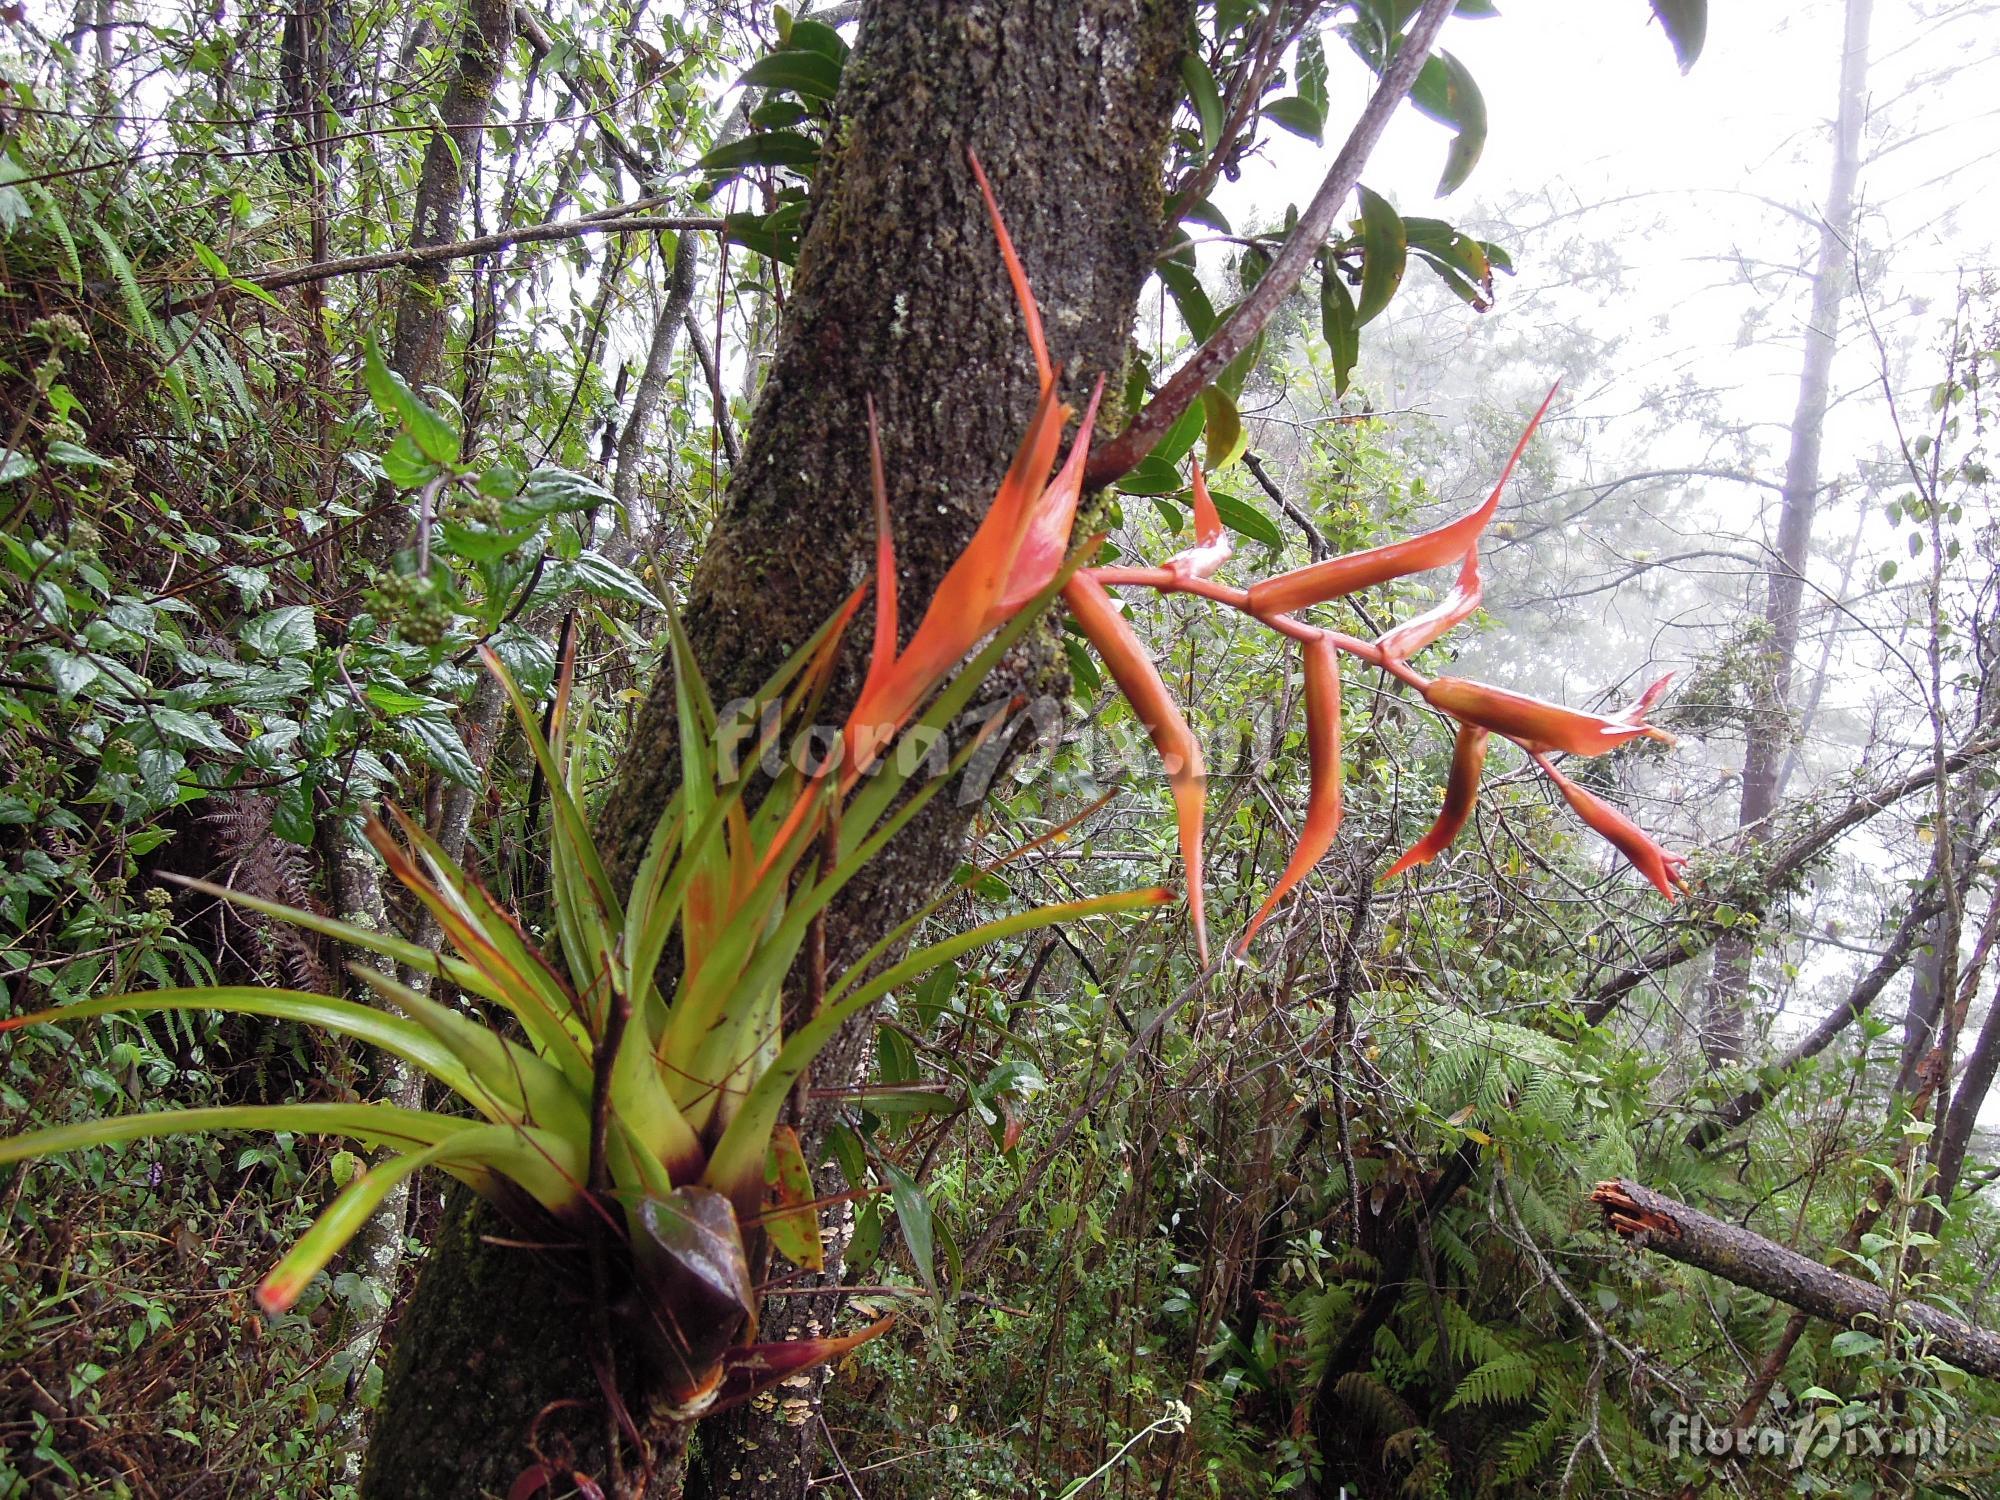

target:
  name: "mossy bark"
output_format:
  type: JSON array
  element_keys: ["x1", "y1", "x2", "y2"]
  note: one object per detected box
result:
[{"x1": 362, "y1": 2, "x2": 1185, "y2": 1494}]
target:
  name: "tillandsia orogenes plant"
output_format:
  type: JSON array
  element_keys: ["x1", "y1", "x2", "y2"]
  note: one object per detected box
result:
[
  {"x1": 0, "y1": 161, "x2": 1169, "y2": 1420},
  {"x1": 0, "y1": 152, "x2": 1686, "y2": 1422}
]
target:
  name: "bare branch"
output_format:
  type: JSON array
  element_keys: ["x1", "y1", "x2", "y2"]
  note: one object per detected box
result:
[{"x1": 1590, "y1": 1180, "x2": 2000, "y2": 1380}]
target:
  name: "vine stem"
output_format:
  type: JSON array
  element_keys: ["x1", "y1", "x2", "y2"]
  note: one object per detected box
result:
[{"x1": 1082, "y1": 0, "x2": 1461, "y2": 487}]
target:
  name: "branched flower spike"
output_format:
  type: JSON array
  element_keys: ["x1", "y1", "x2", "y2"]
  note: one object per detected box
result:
[{"x1": 1073, "y1": 379, "x2": 1689, "y2": 957}]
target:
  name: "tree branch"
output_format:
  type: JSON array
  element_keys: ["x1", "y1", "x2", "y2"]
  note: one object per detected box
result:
[
  {"x1": 1684, "y1": 894, "x2": 1944, "y2": 1150},
  {"x1": 683, "y1": 307, "x2": 743, "y2": 470},
  {"x1": 248, "y1": 206, "x2": 724, "y2": 293},
  {"x1": 1082, "y1": 0, "x2": 1459, "y2": 487},
  {"x1": 1580, "y1": 736, "x2": 2000, "y2": 1025},
  {"x1": 1590, "y1": 1180, "x2": 2000, "y2": 1379},
  {"x1": 1244, "y1": 450, "x2": 1329, "y2": 561}
]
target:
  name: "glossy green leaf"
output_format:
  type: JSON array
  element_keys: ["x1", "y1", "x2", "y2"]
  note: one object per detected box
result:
[
  {"x1": 405, "y1": 712, "x2": 477, "y2": 787},
  {"x1": 363, "y1": 339, "x2": 459, "y2": 466},
  {"x1": 696, "y1": 131, "x2": 823, "y2": 174},
  {"x1": 1319, "y1": 259, "x2": 1359, "y2": 396},
  {"x1": 1650, "y1": 0, "x2": 1706, "y2": 71},
  {"x1": 1155, "y1": 251, "x2": 1216, "y2": 343},
  {"x1": 1354, "y1": 185, "x2": 1406, "y2": 325},
  {"x1": 1200, "y1": 386, "x2": 1247, "y2": 471},
  {"x1": 1116, "y1": 455, "x2": 1188, "y2": 497},
  {"x1": 1180, "y1": 53, "x2": 1224, "y2": 154},
  {"x1": 1263, "y1": 95, "x2": 1323, "y2": 144},
  {"x1": 1410, "y1": 51, "x2": 1487, "y2": 196},
  {"x1": 737, "y1": 48, "x2": 843, "y2": 100},
  {"x1": 1208, "y1": 490, "x2": 1283, "y2": 550},
  {"x1": 883, "y1": 1162, "x2": 936, "y2": 1298},
  {"x1": 787, "y1": 19, "x2": 849, "y2": 62}
]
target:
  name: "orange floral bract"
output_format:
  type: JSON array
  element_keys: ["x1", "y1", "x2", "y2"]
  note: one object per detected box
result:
[
  {"x1": 1064, "y1": 572, "x2": 1209, "y2": 964},
  {"x1": 1383, "y1": 722, "x2": 1489, "y2": 880},
  {"x1": 1238, "y1": 633, "x2": 1343, "y2": 949},
  {"x1": 1247, "y1": 385, "x2": 1555, "y2": 617},
  {"x1": 1423, "y1": 674, "x2": 1675, "y2": 757}
]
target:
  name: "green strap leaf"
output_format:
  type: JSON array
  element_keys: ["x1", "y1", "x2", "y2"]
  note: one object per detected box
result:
[
  {"x1": 0, "y1": 1103, "x2": 480, "y2": 1167},
  {"x1": 3, "y1": 988, "x2": 477, "y2": 1106}
]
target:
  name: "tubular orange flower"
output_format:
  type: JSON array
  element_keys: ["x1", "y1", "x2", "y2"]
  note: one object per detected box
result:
[
  {"x1": 997, "y1": 377, "x2": 1106, "y2": 616},
  {"x1": 1422, "y1": 674, "x2": 1675, "y2": 757},
  {"x1": 1063, "y1": 571, "x2": 1209, "y2": 964},
  {"x1": 1246, "y1": 385, "x2": 1555, "y2": 617},
  {"x1": 1166, "y1": 460, "x2": 1233, "y2": 581},
  {"x1": 1373, "y1": 545, "x2": 1481, "y2": 660},
  {"x1": 1382, "y1": 722, "x2": 1489, "y2": 880},
  {"x1": 1533, "y1": 753, "x2": 1688, "y2": 899},
  {"x1": 1238, "y1": 633, "x2": 1342, "y2": 950}
]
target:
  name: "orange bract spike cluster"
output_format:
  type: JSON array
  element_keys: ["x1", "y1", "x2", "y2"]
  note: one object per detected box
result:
[
  {"x1": 1074, "y1": 372, "x2": 1688, "y2": 957},
  {"x1": 821, "y1": 157, "x2": 1685, "y2": 969}
]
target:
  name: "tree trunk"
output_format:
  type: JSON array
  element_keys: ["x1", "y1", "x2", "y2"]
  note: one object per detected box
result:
[
  {"x1": 385, "y1": 0, "x2": 514, "y2": 397},
  {"x1": 1700, "y1": 0, "x2": 1872, "y2": 1066},
  {"x1": 1588, "y1": 1179, "x2": 2000, "y2": 1379},
  {"x1": 362, "y1": 2, "x2": 1186, "y2": 1494}
]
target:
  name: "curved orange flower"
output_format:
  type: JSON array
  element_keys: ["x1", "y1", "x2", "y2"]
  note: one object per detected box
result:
[
  {"x1": 1382, "y1": 722, "x2": 1489, "y2": 880},
  {"x1": 1533, "y1": 753, "x2": 1688, "y2": 899},
  {"x1": 1064, "y1": 572, "x2": 1209, "y2": 964},
  {"x1": 1165, "y1": 461, "x2": 1233, "y2": 582},
  {"x1": 1238, "y1": 633, "x2": 1343, "y2": 949},
  {"x1": 1247, "y1": 386, "x2": 1554, "y2": 617},
  {"x1": 1422, "y1": 674, "x2": 1675, "y2": 757},
  {"x1": 1373, "y1": 546, "x2": 1481, "y2": 661}
]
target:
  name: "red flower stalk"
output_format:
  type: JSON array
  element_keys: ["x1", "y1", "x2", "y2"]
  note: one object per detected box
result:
[
  {"x1": 1533, "y1": 752, "x2": 1688, "y2": 899},
  {"x1": 1063, "y1": 571, "x2": 1209, "y2": 964},
  {"x1": 1238, "y1": 633, "x2": 1343, "y2": 949},
  {"x1": 1421, "y1": 674, "x2": 1676, "y2": 757},
  {"x1": 1373, "y1": 545, "x2": 1481, "y2": 661},
  {"x1": 1382, "y1": 722, "x2": 1489, "y2": 880},
  {"x1": 1246, "y1": 385, "x2": 1555, "y2": 618}
]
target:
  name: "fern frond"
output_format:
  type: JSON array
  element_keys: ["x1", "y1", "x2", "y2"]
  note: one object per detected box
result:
[{"x1": 1444, "y1": 1351, "x2": 1536, "y2": 1411}]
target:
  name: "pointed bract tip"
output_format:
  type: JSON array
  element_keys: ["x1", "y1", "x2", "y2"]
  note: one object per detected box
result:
[{"x1": 965, "y1": 147, "x2": 1051, "y2": 392}]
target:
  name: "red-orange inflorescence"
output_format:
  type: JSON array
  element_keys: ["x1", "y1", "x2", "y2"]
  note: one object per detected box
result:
[{"x1": 839, "y1": 153, "x2": 1687, "y2": 963}]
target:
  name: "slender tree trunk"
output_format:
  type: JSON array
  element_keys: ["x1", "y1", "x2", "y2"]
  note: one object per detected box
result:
[
  {"x1": 385, "y1": 0, "x2": 514, "y2": 398},
  {"x1": 612, "y1": 237, "x2": 700, "y2": 516},
  {"x1": 361, "y1": 3, "x2": 1186, "y2": 1494},
  {"x1": 1700, "y1": 0, "x2": 1872, "y2": 1065}
]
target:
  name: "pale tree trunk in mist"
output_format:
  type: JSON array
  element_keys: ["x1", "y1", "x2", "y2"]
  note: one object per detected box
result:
[{"x1": 1700, "y1": 0, "x2": 1873, "y2": 1066}]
